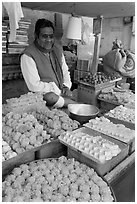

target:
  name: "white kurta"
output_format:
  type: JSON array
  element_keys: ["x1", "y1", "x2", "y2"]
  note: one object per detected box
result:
[{"x1": 21, "y1": 53, "x2": 72, "y2": 95}]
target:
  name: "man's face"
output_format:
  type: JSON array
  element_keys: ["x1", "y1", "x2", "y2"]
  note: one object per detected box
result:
[{"x1": 37, "y1": 27, "x2": 54, "y2": 51}]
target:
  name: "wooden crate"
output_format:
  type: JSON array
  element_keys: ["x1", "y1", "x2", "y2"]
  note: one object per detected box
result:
[
  {"x1": 60, "y1": 127, "x2": 129, "y2": 176},
  {"x1": 2, "y1": 149, "x2": 35, "y2": 180},
  {"x1": 2, "y1": 140, "x2": 63, "y2": 179}
]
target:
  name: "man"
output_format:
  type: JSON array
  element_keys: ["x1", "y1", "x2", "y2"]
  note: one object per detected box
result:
[{"x1": 21, "y1": 18, "x2": 76, "y2": 108}]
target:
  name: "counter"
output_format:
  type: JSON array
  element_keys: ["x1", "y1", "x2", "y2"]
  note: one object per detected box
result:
[
  {"x1": 105, "y1": 152, "x2": 135, "y2": 202},
  {"x1": 2, "y1": 139, "x2": 135, "y2": 202}
]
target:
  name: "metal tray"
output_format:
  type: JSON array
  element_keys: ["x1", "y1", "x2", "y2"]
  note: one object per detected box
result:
[
  {"x1": 84, "y1": 118, "x2": 135, "y2": 154},
  {"x1": 59, "y1": 127, "x2": 129, "y2": 176},
  {"x1": 79, "y1": 77, "x2": 122, "y2": 90},
  {"x1": 98, "y1": 97, "x2": 121, "y2": 106},
  {"x1": 3, "y1": 157, "x2": 117, "y2": 202},
  {"x1": 2, "y1": 139, "x2": 57, "y2": 179},
  {"x1": 104, "y1": 115, "x2": 135, "y2": 130}
]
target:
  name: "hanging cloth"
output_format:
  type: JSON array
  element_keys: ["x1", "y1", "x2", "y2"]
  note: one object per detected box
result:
[{"x1": 3, "y1": 2, "x2": 24, "y2": 42}]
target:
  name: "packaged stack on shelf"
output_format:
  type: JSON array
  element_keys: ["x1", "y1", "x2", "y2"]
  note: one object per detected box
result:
[
  {"x1": 2, "y1": 19, "x2": 31, "y2": 81},
  {"x1": 74, "y1": 60, "x2": 90, "y2": 83},
  {"x1": 2, "y1": 21, "x2": 8, "y2": 54},
  {"x1": 7, "y1": 19, "x2": 31, "y2": 54}
]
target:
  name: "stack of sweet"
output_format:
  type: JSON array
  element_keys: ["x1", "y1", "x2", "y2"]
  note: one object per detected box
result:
[
  {"x1": 80, "y1": 72, "x2": 120, "y2": 86},
  {"x1": 2, "y1": 112, "x2": 51, "y2": 155},
  {"x1": 98, "y1": 87, "x2": 135, "y2": 107},
  {"x1": 2, "y1": 92, "x2": 80, "y2": 158},
  {"x1": 30, "y1": 108, "x2": 80, "y2": 138},
  {"x1": 59, "y1": 131, "x2": 121, "y2": 163},
  {"x1": 2, "y1": 139, "x2": 17, "y2": 161},
  {"x1": 105, "y1": 105, "x2": 135, "y2": 124},
  {"x1": 2, "y1": 156, "x2": 114, "y2": 202},
  {"x1": 84, "y1": 117, "x2": 135, "y2": 143},
  {"x1": 2, "y1": 92, "x2": 46, "y2": 116}
]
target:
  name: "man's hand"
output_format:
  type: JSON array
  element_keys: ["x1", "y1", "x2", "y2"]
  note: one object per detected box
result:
[{"x1": 61, "y1": 86, "x2": 72, "y2": 98}]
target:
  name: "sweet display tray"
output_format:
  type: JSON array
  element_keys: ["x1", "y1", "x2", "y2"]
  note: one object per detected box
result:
[
  {"x1": 104, "y1": 115, "x2": 135, "y2": 130},
  {"x1": 2, "y1": 139, "x2": 61, "y2": 179},
  {"x1": 98, "y1": 96, "x2": 135, "y2": 110},
  {"x1": 98, "y1": 97, "x2": 121, "y2": 106},
  {"x1": 3, "y1": 157, "x2": 117, "y2": 202},
  {"x1": 79, "y1": 77, "x2": 122, "y2": 90},
  {"x1": 3, "y1": 148, "x2": 35, "y2": 180},
  {"x1": 59, "y1": 127, "x2": 129, "y2": 176},
  {"x1": 84, "y1": 119, "x2": 135, "y2": 154},
  {"x1": 104, "y1": 116, "x2": 135, "y2": 154}
]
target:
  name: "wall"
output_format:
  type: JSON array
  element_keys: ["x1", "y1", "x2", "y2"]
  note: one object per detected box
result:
[
  {"x1": 61, "y1": 15, "x2": 134, "y2": 57},
  {"x1": 3, "y1": 4, "x2": 134, "y2": 55},
  {"x1": 100, "y1": 17, "x2": 134, "y2": 56},
  {"x1": 130, "y1": 16, "x2": 135, "y2": 52}
]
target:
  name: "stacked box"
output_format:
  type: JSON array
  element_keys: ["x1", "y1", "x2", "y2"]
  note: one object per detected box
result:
[
  {"x1": 74, "y1": 60, "x2": 90, "y2": 83},
  {"x1": 2, "y1": 21, "x2": 8, "y2": 53},
  {"x1": 8, "y1": 19, "x2": 31, "y2": 54}
]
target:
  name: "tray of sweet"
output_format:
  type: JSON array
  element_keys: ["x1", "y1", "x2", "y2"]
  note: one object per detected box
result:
[
  {"x1": 59, "y1": 127, "x2": 128, "y2": 175},
  {"x1": 98, "y1": 87, "x2": 135, "y2": 109},
  {"x1": 2, "y1": 156, "x2": 116, "y2": 202},
  {"x1": 105, "y1": 105, "x2": 135, "y2": 130},
  {"x1": 84, "y1": 117, "x2": 135, "y2": 153}
]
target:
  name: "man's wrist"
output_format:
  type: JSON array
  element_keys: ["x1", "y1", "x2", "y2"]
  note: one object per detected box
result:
[{"x1": 53, "y1": 96, "x2": 65, "y2": 108}]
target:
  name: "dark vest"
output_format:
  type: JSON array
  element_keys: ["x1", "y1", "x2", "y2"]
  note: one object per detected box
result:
[{"x1": 22, "y1": 42, "x2": 63, "y2": 90}]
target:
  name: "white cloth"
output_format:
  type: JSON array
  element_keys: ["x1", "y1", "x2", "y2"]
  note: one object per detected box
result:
[
  {"x1": 3, "y1": 2, "x2": 24, "y2": 42},
  {"x1": 21, "y1": 53, "x2": 72, "y2": 95},
  {"x1": 53, "y1": 96, "x2": 65, "y2": 108}
]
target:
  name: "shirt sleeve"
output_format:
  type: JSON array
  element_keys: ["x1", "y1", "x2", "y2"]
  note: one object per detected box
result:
[
  {"x1": 20, "y1": 54, "x2": 61, "y2": 95},
  {"x1": 61, "y1": 53, "x2": 72, "y2": 89}
]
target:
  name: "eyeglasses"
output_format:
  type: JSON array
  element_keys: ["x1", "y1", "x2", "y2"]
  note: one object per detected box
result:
[{"x1": 40, "y1": 34, "x2": 54, "y2": 39}]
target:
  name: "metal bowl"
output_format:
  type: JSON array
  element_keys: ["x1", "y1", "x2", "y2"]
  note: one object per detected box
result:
[{"x1": 68, "y1": 104, "x2": 99, "y2": 124}]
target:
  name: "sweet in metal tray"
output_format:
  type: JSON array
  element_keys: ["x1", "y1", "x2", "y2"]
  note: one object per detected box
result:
[
  {"x1": 104, "y1": 115, "x2": 135, "y2": 154},
  {"x1": 84, "y1": 119, "x2": 135, "y2": 154},
  {"x1": 79, "y1": 77, "x2": 122, "y2": 90},
  {"x1": 104, "y1": 115, "x2": 135, "y2": 130},
  {"x1": 98, "y1": 97, "x2": 121, "y2": 106},
  {"x1": 2, "y1": 157, "x2": 117, "y2": 202},
  {"x1": 2, "y1": 139, "x2": 57, "y2": 179},
  {"x1": 59, "y1": 127, "x2": 129, "y2": 176}
]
